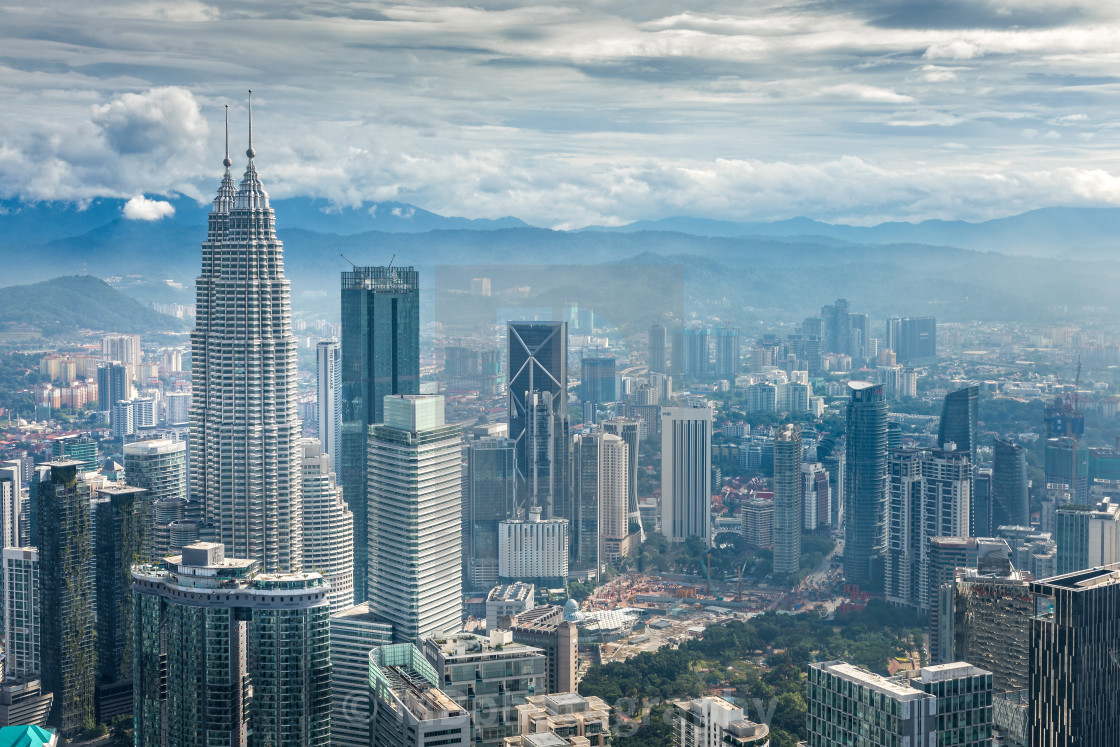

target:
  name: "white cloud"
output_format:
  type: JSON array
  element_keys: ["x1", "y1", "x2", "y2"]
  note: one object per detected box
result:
[
  {"x1": 123, "y1": 195, "x2": 175, "y2": 220},
  {"x1": 924, "y1": 40, "x2": 983, "y2": 60}
]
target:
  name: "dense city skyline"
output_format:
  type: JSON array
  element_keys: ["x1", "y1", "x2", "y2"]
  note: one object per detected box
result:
[{"x1": 3, "y1": 2, "x2": 1120, "y2": 227}]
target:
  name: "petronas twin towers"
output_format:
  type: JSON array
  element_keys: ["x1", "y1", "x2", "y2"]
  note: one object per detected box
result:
[{"x1": 189, "y1": 98, "x2": 303, "y2": 571}]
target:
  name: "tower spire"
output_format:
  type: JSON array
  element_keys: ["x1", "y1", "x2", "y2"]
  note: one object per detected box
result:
[
  {"x1": 223, "y1": 104, "x2": 232, "y2": 170},
  {"x1": 246, "y1": 89, "x2": 255, "y2": 160}
]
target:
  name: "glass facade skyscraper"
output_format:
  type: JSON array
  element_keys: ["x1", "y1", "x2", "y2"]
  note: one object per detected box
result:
[
  {"x1": 938, "y1": 385, "x2": 978, "y2": 462},
  {"x1": 844, "y1": 382, "x2": 888, "y2": 588},
  {"x1": 340, "y1": 265, "x2": 420, "y2": 602},
  {"x1": 992, "y1": 438, "x2": 1029, "y2": 529},
  {"x1": 465, "y1": 438, "x2": 517, "y2": 591},
  {"x1": 508, "y1": 321, "x2": 569, "y2": 519}
]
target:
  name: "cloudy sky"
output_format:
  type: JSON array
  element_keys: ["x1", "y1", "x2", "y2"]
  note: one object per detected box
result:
[{"x1": 3, "y1": 0, "x2": 1120, "y2": 227}]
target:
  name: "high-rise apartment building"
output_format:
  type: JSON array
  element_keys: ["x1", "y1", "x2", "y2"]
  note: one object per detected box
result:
[
  {"x1": 301, "y1": 439, "x2": 354, "y2": 613},
  {"x1": 844, "y1": 382, "x2": 888, "y2": 588},
  {"x1": 369, "y1": 643, "x2": 471, "y2": 747},
  {"x1": 36, "y1": 461, "x2": 95, "y2": 738},
  {"x1": 661, "y1": 405, "x2": 713, "y2": 545},
  {"x1": 669, "y1": 697, "x2": 770, "y2": 747},
  {"x1": 0, "y1": 462, "x2": 24, "y2": 550},
  {"x1": 367, "y1": 395, "x2": 462, "y2": 641},
  {"x1": 602, "y1": 417, "x2": 643, "y2": 543},
  {"x1": 713, "y1": 327, "x2": 741, "y2": 379},
  {"x1": 773, "y1": 424, "x2": 802, "y2": 577},
  {"x1": 123, "y1": 439, "x2": 186, "y2": 560},
  {"x1": 508, "y1": 321, "x2": 569, "y2": 520},
  {"x1": 671, "y1": 327, "x2": 710, "y2": 378},
  {"x1": 132, "y1": 543, "x2": 331, "y2": 747},
  {"x1": 992, "y1": 439, "x2": 1029, "y2": 529},
  {"x1": 189, "y1": 113, "x2": 303, "y2": 573},
  {"x1": 421, "y1": 630, "x2": 546, "y2": 747},
  {"x1": 1030, "y1": 563, "x2": 1120, "y2": 746},
  {"x1": 164, "y1": 392, "x2": 190, "y2": 425},
  {"x1": 92, "y1": 484, "x2": 149, "y2": 721},
  {"x1": 316, "y1": 338, "x2": 342, "y2": 472},
  {"x1": 2, "y1": 548, "x2": 39, "y2": 680},
  {"x1": 596, "y1": 433, "x2": 632, "y2": 562},
  {"x1": 329, "y1": 603, "x2": 393, "y2": 747},
  {"x1": 807, "y1": 661, "x2": 992, "y2": 747},
  {"x1": 801, "y1": 462, "x2": 830, "y2": 532},
  {"x1": 101, "y1": 334, "x2": 141, "y2": 366},
  {"x1": 465, "y1": 438, "x2": 517, "y2": 591},
  {"x1": 648, "y1": 324, "x2": 667, "y2": 374},
  {"x1": 740, "y1": 494, "x2": 773, "y2": 548},
  {"x1": 97, "y1": 363, "x2": 128, "y2": 412}
]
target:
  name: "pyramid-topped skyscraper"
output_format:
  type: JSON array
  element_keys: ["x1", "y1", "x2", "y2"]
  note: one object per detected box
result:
[{"x1": 189, "y1": 96, "x2": 303, "y2": 571}]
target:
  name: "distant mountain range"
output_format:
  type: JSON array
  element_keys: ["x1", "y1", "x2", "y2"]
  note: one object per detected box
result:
[
  {"x1": 3, "y1": 197, "x2": 1120, "y2": 328},
  {"x1": 0, "y1": 275, "x2": 188, "y2": 334}
]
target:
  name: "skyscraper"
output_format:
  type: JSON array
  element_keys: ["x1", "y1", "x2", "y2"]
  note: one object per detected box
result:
[
  {"x1": 0, "y1": 461, "x2": 24, "y2": 549},
  {"x1": 844, "y1": 382, "x2": 888, "y2": 588},
  {"x1": 132, "y1": 543, "x2": 332, "y2": 746},
  {"x1": 897, "y1": 317, "x2": 937, "y2": 363},
  {"x1": 367, "y1": 395, "x2": 462, "y2": 641},
  {"x1": 938, "y1": 385, "x2": 978, "y2": 466},
  {"x1": 316, "y1": 338, "x2": 342, "y2": 472},
  {"x1": 300, "y1": 438, "x2": 354, "y2": 613},
  {"x1": 648, "y1": 323, "x2": 667, "y2": 374},
  {"x1": 328, "y1": 604, "x2": 393, "y2": 747},
  {"x1": 97, "y1": 363, "x2": 128, "y2": 412},
  {"x1": 602, "y1": 417, "x2": 643, "y2": 542},
  {"x1": 1055, "y1": 499, "x2": 1120, "y2": 575},
  {"x1": 572, "y1": 432, "x2": 601, "y2": 569},
  {"x1": 713, "y1": 327, "x2": 741, "y2": 379},
  {"x1": 92, "y1": 483, "x2": 149, "y2": 720},
  {"x1": 36, "y1": 461, "x2": 95, "y2": 738},
  {"x1": 123, "y1": 439, "x2": 186, "y2": 560},
  {"x1": 464, "y1": 438, "x2": 517, "y2": 591},
  {"x1": 661, "y1": 405, "x2": 713, "y2": 545},
  {"x1": 3, "y1": 547, "x2": 40, "y2": 680},
  {"x1": 992, "y1": 439, "x2": 1029, "y2": 529},
  {"x1": 671, "y1": 327, "x2": 711, "y2": 378},
  {"x1": 1030, "y1": 563, "x2": 1120, "y2": 745},
  {"x1": 580, "y1": 354, "x2": 617, "y2": 421},
  {"x1": 190, "y1": 101, "x2": 303, "y2": 573},
  {"x1": 508, "y1": 321, "x2": 569, "y2": 519},
  {"x1": 773, "y1": 423, "x2": 802, "y2": 576},
  {"x1": 597, "y1": 433, "x2": 631, "y2": 562},
  {"x1": 340, "y1": 265, "x2": 420, "y2": 603}
]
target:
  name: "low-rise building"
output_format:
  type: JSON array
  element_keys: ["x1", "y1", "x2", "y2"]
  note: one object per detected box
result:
[
  {"x1": 669, "y1": 696, "x2": 770, "y2": 747},
  {"x1": 370, "y1": 643, "x2": 471, "y2": 747},
  {"x1": 486, "y1": 583, "x2": 535, "y2": 630},
  {"x1": 512, "y1": 693, "x2": 609, "y2": 747}
]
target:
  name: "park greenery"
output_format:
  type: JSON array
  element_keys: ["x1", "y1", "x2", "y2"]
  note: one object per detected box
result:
[{"x1": 580, "y1": 601, "x2": 921, "y2": 747}]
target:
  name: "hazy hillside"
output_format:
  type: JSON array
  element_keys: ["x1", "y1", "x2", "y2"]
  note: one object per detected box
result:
[{"x1": 0, "y1": 275, "x2": 188, "y2": 334}]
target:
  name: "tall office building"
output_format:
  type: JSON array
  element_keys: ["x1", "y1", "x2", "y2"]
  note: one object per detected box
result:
[
  {"x1": 1055, "y1": 498, "x2": 1120, "y2": 575},
  {"x1": 1030, "y1": 563, "x2": 1120, "y2": 746},
  {"x1": 2, "y1": 548, "x2": 39, "y2": 680},
  {"x1": 897, "y1": 317, "x2": 937, "y2": 363},
  {"x1": 123, "y1": 439, "x2": 186, "y2": 560},
  {"x1": 648, "y1": 323, "x2": 667, "y2": 374},
  {"x1": 661, "y1": 405, "x2": 713, "y2": 545},
  {"x1": 508, "y1": 321, "x2": 569, "y2": 520},
  {"x1": 301, "y1": 439, "x2": 354, "y2": 613},
  {"x1": 97, "y1": 363, "x2": 128, "y2": 412},
  {"x1": 92, "y1": 483, "x2": 149, "y2": 721},
  {"x1": 369, "y1": 643, "x2": 471, "y2": 747},
  {"x1": 189, "y1": 107, "x2": 303, "y2": 573},
  {"x1": 773, "y1": 424, "x2": 803, "y2": 576},
  {"x1": 316, "y1": 338, "x2": 342, "y2": 472},
  {"x1": 36, "y1": 461, "x2": 94, "y2": 738},
  {"x1": 580, "y1": 354, "x2": 617, "y2": 421},
  {"x1": 938, "y1": 386, "x2": 978, "y2": 465},
  {"x1": 367, "y1": 395, "x2": 462, "y2": 641},
  {"x1": 329, "y1": 603, "x2": 393, "y2": 747},
  {"x1": 465, "y1": 438, "x2": 517, "y2": 590},
  {"x1": 602, "y1": 417, "x2": 643, "y2": 542},
  {"x1": 132, "y1": 543, "x2": 331, "y2": 746},
  {"x1": 973, "y1": 467, "x2": 993, "y2": 539},
  {"x1": 992, "y1": 439, "x2": 1029, "y2": 529},
  {"x1": 340, "y1": 266, "x2": 420, "y2": 602},
  {"x1": 50, "y1": 435, "x2": 97, "y2": 473},
  {"x1": 953, "y1": 565, "x2": 1032, "y2": 694},
  {"x1": 572, "y1": 432, "x2": 601, "y2": 569},
  {"x1": 713, "y1": 327, "x2": 741, "y2": 379},
  {"x1": 844, "y1": 382, "x2": 888, "y2": 588}
]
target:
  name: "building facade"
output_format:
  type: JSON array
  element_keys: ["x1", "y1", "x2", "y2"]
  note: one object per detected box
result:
[
  {"x1": 661, "y1": 405, "x2": 713, "y2": 545},
  {"x1": 2, "y1": 548, "x2": 39, "y2": 680},
  {"x1": 316, "y1": 338, "x2": 342, "y2": 472},
  {"x1": 369, "y1": 643, "x2": 470, "y2": 747},
  {"x1": 367, "y1": 395, "x2": 462, "y2": 641},
  {"x1": 499, "y1": 508, "x2": 569, "y2": 587},
  {"x1": 773, "y1": 424, "x2": 802, "y2": 577},
  {"x1": 670, "y1": 696, "x2": 769, "y2": 747},
  {"x1": 465, "y1": 438, "x2": 518, "y2": 591},
  {"x1": 844, "y1": 382, "x2": 888, "y2": 588},
  {"x1": 300, "y1": 438, "x2": 354, "y2": 613},
  {"x1": 329, "y1": 603, "x2": 393, "y2": 747}
]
